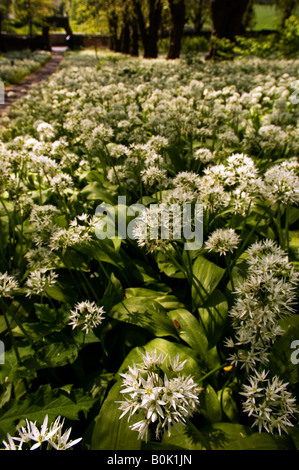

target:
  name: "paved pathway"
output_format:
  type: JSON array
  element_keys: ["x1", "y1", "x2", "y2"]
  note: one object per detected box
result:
[{"x1": 0, "y1": 47, "x2": 67, "y2": 117}]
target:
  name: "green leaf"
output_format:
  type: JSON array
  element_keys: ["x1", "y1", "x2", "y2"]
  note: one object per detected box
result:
[
  {"x1": 0, "y1": 385, "x2": 96, "y2": 439},
  {"x1": 91, "y1": 380, "x2": 142, "y2": 450},
  {"x1": 218, "y1": 387, "x2": 239, "y2": 423},
  {"x1": 192, "y1": 255, "x2": 225, "y2": 308},
  {"x1": 109, "y1": 297, "x2": 179, "y2": 339},
  {"x1": 125, "y1": 287, "x2": 184, "y2": 311},
  {"x1": 167, "y1": 308, "x2": 209, "y2": 358},
  {"x1": 34, "y1": 303, "x2": 57, "y2": 323},
  {"x1": 81, "y1": 182, "x2": 117, "y2": 204},
  {"x1": 156, "y1": 251, "x2": 185, "y2": 279},
  {"x1": 0, "y1": 346, "x2": 36, "y2": 384},
  {"x1": 35, "y1": 342, "x2": 79, "y2": 368},
  {"x1": 225, "y1": 432, "x2": 296, "y2": 450},
  {"x1": 199, "y1": 384, "x2": 222, "y2": 423},
  {"x1": 289, "y1": 231, "x2": 299, "y2": 261},
  {"x1": 101, "y1": 273, "x2": 124, "y2": 312},
  {"x1": 199, "y1": 422, "x2": 253, "y2": 450},
  {"x1": 197, "y1": 289, "x2": 228, "y2": 348},
  {"x1": 46, "y1": 283, "x2": 72, "y2": 302},
  {"x1": 159, "y1": 422, "x2": 207, "y2": 450},
  {"x1": 76, "y1": 239, "x2": 124, "y2": 269}
]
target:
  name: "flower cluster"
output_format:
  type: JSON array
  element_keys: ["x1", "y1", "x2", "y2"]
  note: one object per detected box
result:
[
  {"x1": 225, "y1": 239, "x2": 299, "y2": 434},
  {"x1": 2, "y1": 414, "x2": 82, "y2": 450},
  {"x1": 0, "y1": 272, "x2": 19, "y2": 298},
  {"x1": 205, "y1": 228, "x2": 240, "y2": 256},
  {"x1": 69, "y1": 300, "x2": 106, "y2": 334},
  {"x1": 241, "y1": 370, "x2": 297, "y2": 435},
  {"x1": 25, "y1": 269, "x2": 58, "y2": 298},
  {"x1": 225, "y1": 239, "x2": 299, "y2": 372},
  {"x1": 117, "y1": 349, "x2": 202, "y2": 441}
]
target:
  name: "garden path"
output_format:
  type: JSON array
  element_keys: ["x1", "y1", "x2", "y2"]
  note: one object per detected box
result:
[{"x1": 0, "y1": 46, "x2": 67, "y2": 117}]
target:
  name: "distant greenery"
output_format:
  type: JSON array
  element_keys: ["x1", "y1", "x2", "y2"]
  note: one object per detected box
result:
[
  {"x1": 207, "y1": 15, "x2": 299, "y2": 60},
  {"x1": 252, "y1": 4, "x2": 281, "y2": 30}
]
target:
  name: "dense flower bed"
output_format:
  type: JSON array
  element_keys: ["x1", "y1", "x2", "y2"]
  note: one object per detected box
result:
[
  {"x1": 0, "y1": 50, "x2": 298, "y2": 450},
  {"x1": 0, "y1": 50, "x2": 52, "y2": 86}
]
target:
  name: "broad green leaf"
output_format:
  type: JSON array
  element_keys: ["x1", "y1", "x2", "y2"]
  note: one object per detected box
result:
[
  {"x1": 0, "y1": 346, "x2": 36, "y2": 383},
  {"x1": 81, "y1": 182, "x2": 117, "y2": 205},
  {"x1": 91, "y1": 380, "x2": 142, "y2": 450},
  {"x1": 46, "y1": 283, "x2": 73, "y2": 302},
  {"x1": 12, "y1": 322, "x2": 55, "y2": 341},
  {"x1": 199, "y1": 422, "x2": 253, "y2": 450},
  {"x1": 218, "y1": 387, "x2": 239, "y2": 423},
  {"x1": 197, "y1": 289, "x2": 228, "y2": 348},
  {"x1": 109, "y1": 297, "x2": 179, "y2": 339},
  {"x1": 141, "y1": 440, "x2": 187, "y2": 450},
  {"x1": 34, "y1": 303, "x2": 57, "y2": 323},
  {"x1": 289, "y1": 231, "x2": 299, "y2": 261},
  {"x1": 192, "y1": 255, "x2": 225, "y2": 308},
  {"x1": 75, "y1": 239, "x2": 124, "y2": 269},
  {"x1": 0, "y1": 385, "x2": 96, "y2": 439},
  {"x1": 125, "y1": 287, "x2": 171, "y2": 298},
  {"x1": 225, "y1": 432, "x2": 296, "y2": 450},
  {"x1": 125, "y1": 287, "x2": 184, "y2": 311},
  {"x1": 35, "y1": 342, "x2": 79, "y2": 369},
  {"x1": 167, "y1": 308, "x2": 209, "y2": 358},
  {"x1": 101, "y1": 273, "x2": 124, "y2": 312},
  {"x1": 199, "y1": 384, "x2": 222, "y2": 423},
  {"x1": 156, "y1": 251, "x2": 185, "y2": 279},
  {"x1": 159, "y1": 422, "x2": 207, "y2": 450}
]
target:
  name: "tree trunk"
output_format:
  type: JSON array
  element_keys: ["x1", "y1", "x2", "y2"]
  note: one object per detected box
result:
[
  {"x1": 133, "y1": 0, "x2": 162, "y2": 58},
  {"x1": 207, "y1": 0, "x2": 250, "y2": 59},
  {"x1": 191, "y1": 0, "x2": 208, "y2": 35},
  {"x1": 108, "y1": 12, "x2": 119, "y2": 51},
  {"x1": 147, "y1": 0, "x2": 162, "y2": 58},
  {"x1": 130, "y1": 21, "x2": 139, "y2": 56},
  {"x1": 120, "y1": 20, "x2": 130, "y2": 53},
  {"x1": 167, "y1": 0, "x2": 186, "y2": 59}
]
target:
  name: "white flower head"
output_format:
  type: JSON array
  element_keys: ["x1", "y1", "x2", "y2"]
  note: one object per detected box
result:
[
  {"x1": 205, "y1": 228, "x2": 240, "y2": 256},
  {"x1": 0, "y1": 272, "x2": 19, "y2": 298},
  {"x1": 69, "y1": 300, "x2": 105, "y2": 334}
]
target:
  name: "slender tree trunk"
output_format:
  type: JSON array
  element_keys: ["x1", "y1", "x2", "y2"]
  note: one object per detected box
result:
[
  {"x1": 167, "y1": 0, "x2": 186, "y2": 59},
  {"x1": 133, "y1": 0, "x2": 162, "y2": 58},
  {"x1": 108, "y1": 12, "x2": 119, "y2": 51},
  {"x1": 207, "y1": 0, "x2": 250, "y2": 59},
  {"x1": 120, "y1": 20, "x2": 130, "y2": 53},
  {"x1": 147, "y1": 0, "x2": 162, "y2": 58},
  {"x1": 193, "y1": 0, "x2": 205, "y2": 35},
  {"x1": 130, "y1": 20, "x2": 139, "y2": 56}
]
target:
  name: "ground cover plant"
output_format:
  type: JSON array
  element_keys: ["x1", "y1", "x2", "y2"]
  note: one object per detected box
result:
[
  {"x1": 0, "y1": 50, "x2": 52, "y2": 86},
  {"x1": 0, "y1": 49, "x2": 298, "y2": 450}
]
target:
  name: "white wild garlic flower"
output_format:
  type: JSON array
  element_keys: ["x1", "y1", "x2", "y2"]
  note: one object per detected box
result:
[
  {"x1": 2, "y1": 414, "x2": 82, "y2": 450},
  {"x1": 0, "y1": 272, "x2": 19, "y2": 298},
  {"x1": 69, "y1": 300, "x2": 105, "y2": 334},
  {"x1": 117, "y1": 349, "x2": 202, "y2": 441},
  {"x1": 205, "y1": 228, "x2": 240, "y2": 256},
  {"x1": 241, "y1": 370, "x2": 297, "y2": 435},
  {"x1": 25, "y1": 269, "x2": 58, "y2": 297}
]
